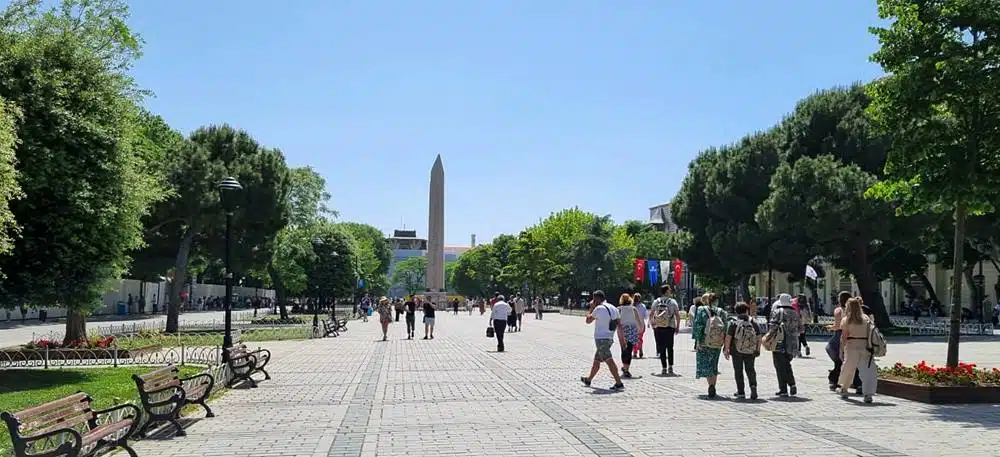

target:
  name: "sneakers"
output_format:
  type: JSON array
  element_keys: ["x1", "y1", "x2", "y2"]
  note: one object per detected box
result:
[
  {"x1": 610, "y1": 382, "x2": 624, "y2": 391},
  {"x1": 776, "y1": 391, "x2": 788, "y2": 397},
  {"x1": 750, "y1": 387, "x2": 758, "y2": 400},
  {"x1": 622, "y1": 370, "x2": 633, "y2": 379},
  {"x1": 580, "y1": 377, "x2": 591, "y2": 387},
  {"x1": 661, "y1": 368, "x2": 668, "y2": 376},
  {"x1": 734, "y1": 392, "x2": 745, "y2": 400},
  {"x1": 668, "y1": 366, "x2": 674, "y2": 375},
  {"x1": 789, "y1": 385, "x2": 797, "y2": 396},
  {"x1": 864, "y1": 395, "x2": 873, "y2": 404}
]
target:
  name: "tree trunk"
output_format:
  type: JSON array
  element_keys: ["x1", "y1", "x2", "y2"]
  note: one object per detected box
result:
[
  {"x1": 946, "y1": 200, "x2": 968, "y2": 369},
  {"x1": 738, "y1": 275, "x2": 751, "y2": 304},
  {"x1": 63, "y1": 307, "x2": 88, "y2": 346},
  {"x1": 895, "y1": 276, "x2": 918, "y2": 301},
  {"x1": 806, "y1": 279, "x2": 821, "y2": 323},
  {"x1": 166, "y1": 225, "x2": 197, "y2": 334},
  {"x1": 267, "y1": 263, "x2": 289, "y2": 320},
  {"x1": 916, "y1": 272, "x2": 940, "y2": 304},
  {"x1": 851, "y1": 241, "x2": 890, "y2": 328}
]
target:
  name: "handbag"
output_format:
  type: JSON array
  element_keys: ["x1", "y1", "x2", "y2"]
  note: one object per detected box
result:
[{"x1": 486, "y1": 326, "x2": 495, "y2": 338}]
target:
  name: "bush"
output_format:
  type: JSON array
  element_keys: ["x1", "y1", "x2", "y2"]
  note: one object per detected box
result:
[
  {"x1": 23, "y1": 335, "x2": 116, "y2": 350},
  {"x1": 880, "y1": 361, "x2": 1000, "y2": 387}
]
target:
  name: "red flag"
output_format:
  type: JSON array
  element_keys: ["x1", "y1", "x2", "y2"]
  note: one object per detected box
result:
[
  {"x1": 673, "y1": 260, "x2": 683, "y2": 286},
  {"x1": 633, "y1": 259, "x2": 646, "y2": 284}
]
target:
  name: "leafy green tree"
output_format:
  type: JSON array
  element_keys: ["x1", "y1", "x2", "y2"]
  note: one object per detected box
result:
[
  {"x1": 445, "y1": 260, "x2": 457, "y2": 292},
  {"x1": 267, "y1": 167, "x2": 333, "y2": 314},
  {"x1": 525, "y1": 208, "x2": 598, "y2": 299},
  {"x1": 337, "y1": 222, "x2": 392, "y2": 296},
  {"x1": 391, "y1": 256, "x2": 426, "y2": 296},
  {"x1": 758, "y1": 156, "x2": 893, "y2": 327},
  {"x1": 702, "y1": 132, "x2": 782, "y2": 297},
  {"x1": 671, "y1": 149, "x2": 740, "y2": 285},
  {"x1": 308, "y1": 224, "x2": 358, "y2": 303},
  {"x1": 0, "y1": 97, "x2": 22, "y2": 261},
  {"x1": 500, "y1": 230, "x2": 561, "y2": 297},
  {"x1": 865, "y1": 0, "x2": 1000, "y2": 367},
  {"x1": 634, "y1": 231, "x2": 676, "y2": 260},
  {"x1": 451, "y1": 246, "x2": 496, "y2": 298},
  {"x1": 0, "y1": 0, "x2": 166, "y2": 343}
]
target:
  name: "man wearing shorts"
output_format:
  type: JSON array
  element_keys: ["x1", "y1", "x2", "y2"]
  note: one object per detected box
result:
[{"x1": 580, "y1": 290, "x2": 625, "y2": 390}]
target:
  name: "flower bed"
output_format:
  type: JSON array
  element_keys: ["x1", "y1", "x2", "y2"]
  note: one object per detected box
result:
[{"x1": 877, "y1": 361, "x2": 1000, "y2": 404}]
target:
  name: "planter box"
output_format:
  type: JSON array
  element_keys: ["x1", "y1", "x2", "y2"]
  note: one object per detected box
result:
[
  {"x1": 0, "y1": 344, "x2": 163, "y2": 361},
  {"x1": 877, "y1": 378, "x2": 1000, "y2": 404}
]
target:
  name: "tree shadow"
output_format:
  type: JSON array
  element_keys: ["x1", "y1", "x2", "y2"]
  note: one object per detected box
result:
[
  {"x1": 925, "y1": 404, "x2": 1000, "y2": 429},
  {"x1": 0, "y1": 369, "x2": 91, "y2": 393}
]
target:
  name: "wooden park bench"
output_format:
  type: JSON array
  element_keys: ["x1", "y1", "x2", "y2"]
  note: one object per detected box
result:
[
  {"x1": 226, "y1": 344, "x2": 272, "y2": 388},
  {"x1": 1, "y1": 392, "x2": 141, "y2": 457},
  {"x1": 132, "y1": 365, "x2": 215, "y2": 437}
]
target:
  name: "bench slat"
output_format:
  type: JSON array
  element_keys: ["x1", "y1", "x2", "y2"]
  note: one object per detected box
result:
[
  {"x1": 24, "y1": 410, "x2": 91, "y2": 438},
  {"x1": 81, "y1": 418, "x2": 133, "y2": 446},
  {"x1": 12, "y1": 393, "x2": 88, "y2": 421},
  {"x1": 139, "y1": 366, "x2": 179, "y2": 383}
]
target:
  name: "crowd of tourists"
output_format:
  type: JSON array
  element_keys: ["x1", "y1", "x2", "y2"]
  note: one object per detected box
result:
[{"x1": 574, "y1": 285, "x2": 886, "y2": 403}]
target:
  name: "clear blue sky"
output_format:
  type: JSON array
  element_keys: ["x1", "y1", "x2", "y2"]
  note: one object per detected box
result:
[{"x1": 129, "y1": 0, "x2": 885, "y2": 246}]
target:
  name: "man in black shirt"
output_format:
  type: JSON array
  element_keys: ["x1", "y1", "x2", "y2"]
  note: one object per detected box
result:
[
  {"x1": 404, "y1": 297, "x2": 417, "y2": 339},
  {"x1": 423, "y1": 300, "x2": 436, "y2": 339}
]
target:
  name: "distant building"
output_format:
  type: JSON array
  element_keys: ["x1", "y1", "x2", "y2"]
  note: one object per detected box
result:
[
  {"x1": 648, "y1": 202, "x2": 679, "y2": 232},
  {"x1": 386, "y1": 229, "x2": 470, "y2": 297}
]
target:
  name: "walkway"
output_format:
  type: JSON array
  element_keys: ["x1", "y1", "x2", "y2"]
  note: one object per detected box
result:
[{"x1": 128, "y1": 313, "x2": 999, "y2": 457}]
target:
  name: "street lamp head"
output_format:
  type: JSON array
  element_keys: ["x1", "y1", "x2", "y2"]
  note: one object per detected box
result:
[{"x1": 217, "y1": 177, "x2": 243, "y2": 212}]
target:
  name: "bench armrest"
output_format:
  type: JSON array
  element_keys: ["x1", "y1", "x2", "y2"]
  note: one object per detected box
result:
[
  {"x1": 92, "y1": 403, "x2": 142, "y2": 437},
  {"x1": 141, "y1": 385, "x2": 187, "y2": 408},
  {"x1": 19, "y1": 427, "x2": 83, "y2": 454},
  {"x1": 180, "y1": 372, "x2": 215, "y2": 385}
]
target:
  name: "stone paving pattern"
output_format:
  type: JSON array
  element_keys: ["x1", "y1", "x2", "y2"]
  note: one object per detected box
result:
[{"x1": 125, "y1": 312, "x2": 1000, "y2": 457}]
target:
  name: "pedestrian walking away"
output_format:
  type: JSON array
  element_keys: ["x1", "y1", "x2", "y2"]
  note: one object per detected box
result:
[
  {"x1": 723, "y1": 302, "x2": 761, "y2": 400},
  {"x1": 490, "y1": 296, "x2": 513, "y2": 352},
  {"x1": 649, "y1": 285, "x2": 681, "y2": 375}
]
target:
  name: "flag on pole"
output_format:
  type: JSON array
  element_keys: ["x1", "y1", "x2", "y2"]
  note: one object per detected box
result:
[
  {"x1": 673, "y1": 260, "x2": 683, "y2": 286},
  {"x1": 633, "y1": 259, "x2": 647, "y2": 284},
  {"x1": 648, "y1": 260, "x2": 660, "y2": 285},
  {"x1": 805, "y1": 265, "x2": 818, "y2": 281}
]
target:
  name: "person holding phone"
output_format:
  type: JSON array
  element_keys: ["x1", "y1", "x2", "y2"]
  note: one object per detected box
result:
[{"x1": 580, "y1": 290, "x2": 625, "y2": 391}]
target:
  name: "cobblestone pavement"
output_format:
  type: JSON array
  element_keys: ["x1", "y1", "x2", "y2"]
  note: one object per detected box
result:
[{"x1": 127, "y1": 313, "x2": 999, "y2": 457}]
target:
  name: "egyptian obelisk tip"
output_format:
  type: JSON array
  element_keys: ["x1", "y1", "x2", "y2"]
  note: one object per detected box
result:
[{"x1": 432, "y1": 154, "x2": 443, "y2": 171}]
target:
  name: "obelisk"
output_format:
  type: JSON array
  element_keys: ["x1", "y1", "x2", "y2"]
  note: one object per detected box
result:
[{"x1": 426, "y1": 155, "x2": 446, "y2": 307}]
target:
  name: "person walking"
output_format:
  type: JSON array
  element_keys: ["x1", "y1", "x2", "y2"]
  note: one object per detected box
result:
[
  {"x1": 692, "y1": 293, "x2": 727, "y2": 398},
  {"x1": 490, "y1": 295, "x2": 513, "y2": 352},
  {"x1": 838, "y1": 297, "x2": 878, "y2": 403},
  {"x1": 535, "y1": 297, "x2": 544, "y2": 320},
  {"x1": 580, "y1": 290, "x2": 625, "y2": 390},
  {"x1": 422, "y1": 300, "x2": 436, "y2": 339},
  {"x1": 404, "y1": 296, "x2": 417, "y2": 339},
  {"x1": 514, "y1": 295, "x2": 525, "y2": 332},
  {"x1": 452, "y1": 298, "x2": 460, "y2": 315},
  {"x1": 769, "y1": 293, "x2": 803, "y2": 397},
  {"x1": 649, "y1": 285, "x2": 681, "y2": 375},
  {"x1": 632, "y1": 293, "x2": 648, "y2": 359},
  {"x1": 723, "y1": 302, "x2": 761, "y2": 400},
  {"x1": 826, "y1": 291, "x2": 862, "y2": 392},
  {"x1": 376, "y1": 297, "x2": 393, "y2": 341},
  {"x1": 794, "y1": 294, "x2": 811, "y2": 357},
  {"x1": 617, "y1": 293, "x2": 642, "y2": 379}
]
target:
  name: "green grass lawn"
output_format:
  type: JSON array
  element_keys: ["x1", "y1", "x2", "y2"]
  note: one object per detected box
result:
[
  {"x1": 112, "y1": 326, "x2": 311, "y2": 350},
  {"x1": 0, "y1": 366, "x2": 203, "y2": 455}
]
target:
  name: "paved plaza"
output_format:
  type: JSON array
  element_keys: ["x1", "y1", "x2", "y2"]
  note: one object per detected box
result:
[{"x1": 123, "y1": 312, "x2": 998, "y2": 457}]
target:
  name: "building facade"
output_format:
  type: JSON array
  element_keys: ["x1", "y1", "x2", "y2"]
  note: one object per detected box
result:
[
  {"x1": 386, "y1": 229, "x2": 470, "y2": 297},
  {"x1": 648, "y1": 202, "x2": 679, "y2": 232}
]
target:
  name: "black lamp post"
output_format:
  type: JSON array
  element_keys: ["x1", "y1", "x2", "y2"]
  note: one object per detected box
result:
[
  {"x1": 311, "y1": 237, "x2": 324, "y2": 333},
  {"x1": 218, "y1": 176, "x2": 242, "y2": 362}
]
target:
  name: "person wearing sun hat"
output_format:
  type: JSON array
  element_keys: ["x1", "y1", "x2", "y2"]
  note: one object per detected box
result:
[{"x1": 376, "y1": 296, "x2": 393, "y2": 341}]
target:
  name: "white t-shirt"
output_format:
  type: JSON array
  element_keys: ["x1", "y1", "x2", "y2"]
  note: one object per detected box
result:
[
  {"x1": 491, "y1": 301, "x2": 512, "y2": 320},
  {"x1": 592, "y1": 302, "x2": 620, "y2": 340}
]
